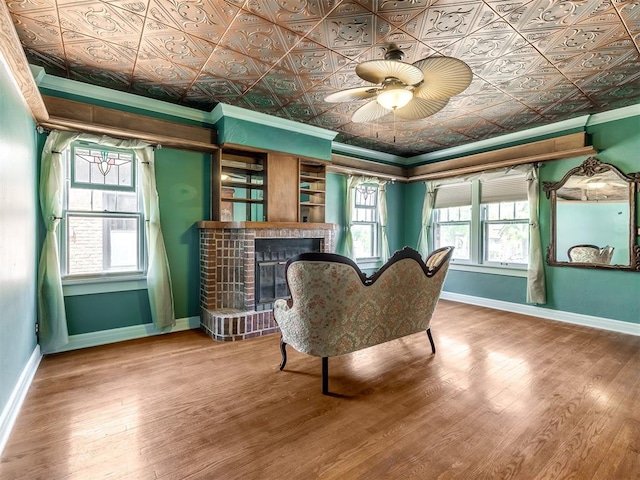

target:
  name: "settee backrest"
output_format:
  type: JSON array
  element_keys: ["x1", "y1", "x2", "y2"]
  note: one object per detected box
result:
[{"x1": 277, "y1": 246, "x2": 453, "y2": 357}]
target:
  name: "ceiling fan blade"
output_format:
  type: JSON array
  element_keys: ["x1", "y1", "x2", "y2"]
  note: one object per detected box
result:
[
  {"x1": 356, "y1": 59, "x2": 424, "y2": 85},
  {"x1": 412, "y1": 56, "x2": 473, "y2": 100},
  {"x1": 352, "y1": 100, "x2": 391, "y2": 123},
  {"x1": 324, "y1": 86, "x2": 379, "y2": 103},
  {"x1": 393, "y1": 97, "x2": 449, "y2": 120}
]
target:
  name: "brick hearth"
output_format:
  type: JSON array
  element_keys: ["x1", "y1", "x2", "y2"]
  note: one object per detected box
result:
[{"x1": 197, "y1": 221, "x2": 336, "y2": 341}]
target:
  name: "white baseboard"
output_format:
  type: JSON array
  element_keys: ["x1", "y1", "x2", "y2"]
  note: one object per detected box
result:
[
  {"x1": 440, "y1": 292, "x2": 640, "y2": 337},
  {"x1": 0, "y1": 345, "x2": 42, "y2": 456},
  {"x1": 52, "y1": 316, "x2": 201, "y2": 353}
]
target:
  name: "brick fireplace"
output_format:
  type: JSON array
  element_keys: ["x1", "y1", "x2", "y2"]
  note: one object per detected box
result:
[{"x1": 197, "y1": 221, "x2": 336, "y2": 341}]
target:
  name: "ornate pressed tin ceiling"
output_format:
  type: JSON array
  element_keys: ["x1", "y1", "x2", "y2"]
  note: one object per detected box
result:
[{"x1": 6, "y1": 0, "x2": 640, "y2": 156}]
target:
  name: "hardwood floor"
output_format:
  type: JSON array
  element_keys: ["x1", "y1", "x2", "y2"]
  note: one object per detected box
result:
[{"x1": 2, "y1": 300, "x2": 639, "y2": 479}]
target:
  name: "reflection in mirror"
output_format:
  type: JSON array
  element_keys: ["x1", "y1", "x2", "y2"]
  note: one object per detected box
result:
[
  {"x1": 555, "y1": 168, "x2": 630, "y2": 265},
  {"x1": 543, "y1": 157, "x2": 640, "y2": 271}
]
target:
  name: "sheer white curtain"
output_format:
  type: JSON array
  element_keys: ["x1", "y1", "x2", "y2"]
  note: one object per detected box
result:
[
  {"x1": 138, "y1": 146, "x2": 176, "y2": 330},
  {"x1": 38, "y1": 132, "x2": 175, "y2": 353},
  {"x1": 416, "y1": 181, "x2": 436, "y2": 258},
  {"x1": 418, "y1": 164, "x2": 546, "y2": 304},
  {"x1": 377, "y1": 182, "x2": 390, "y2": 262},
  {"x1": 343, "y1": 175, "x2": 357, "y2": 258},
  {"x1": 38, "y1": 131, "x2": 80, "y2": 353},
  {"x1": 525, "y1": 165, "x2": 546, "y2": 304},
  {"x1": 343, "y1": 175, "x2": 389, "y2": 262}
]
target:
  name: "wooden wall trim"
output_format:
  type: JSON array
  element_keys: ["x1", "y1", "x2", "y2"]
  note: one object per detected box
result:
[
  {"x1": 329, "y1": 153, "x2": 408, "y2": 181},
  {"x1": 0, "y1": 1, "x2": 48, "y2": 121},
  {"x1": 329, "y1": 133, "x2": 596, "y2": 182},
  {"x1": 407, "y1": 132, "x2": 596, "y2": 180},
  {"x1": 41, "y1": 96, "x2": 218, "y2": 153}
]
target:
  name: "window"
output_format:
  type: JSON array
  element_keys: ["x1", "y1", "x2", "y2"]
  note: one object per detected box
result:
[
  {"x1": 61, "y1": 142, "x2": 145, "y2": 278},
  {"x1": 352, "y1": 184, "x2": 379, "y2": 259},
  {"x1": 433, "y1": 174, "x2": 529, "y2": 267},
  {"x1": 433, "y1": 183, "x2": 472, "y2": 261}
]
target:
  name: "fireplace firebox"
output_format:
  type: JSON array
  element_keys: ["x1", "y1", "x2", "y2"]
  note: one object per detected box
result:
[
  {"x1": 197, "y1": 221, "x2": 335, "y2": 341},
  {"x1": 255, "y1": 238, "x2": 321, "y2": 311}
]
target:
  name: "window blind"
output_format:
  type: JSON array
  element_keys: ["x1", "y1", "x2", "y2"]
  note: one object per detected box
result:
[
  {"x1": 434, "y1": 182, "x2": 472, "y2": 208},
  {"x1": 480, "y1": 175, "x2": 527, "y2": 204}
]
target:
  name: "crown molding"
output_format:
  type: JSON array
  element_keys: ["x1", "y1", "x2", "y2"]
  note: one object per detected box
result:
[
  {"x1": 0, "y1": 3, "x2": 48, "y2": 121},
  {"x1": 210, "y1": 103, "x2": 337, "y2": 141},
  {"x1": 31, "y1": 65, "x2": 209, "y2": 124},
  {"x1": 331, "y1": 142, "x2": 406, "y2": 165},
  {"x1": 586, "y1": 104, "x2": 640, "y2": 126},
  {"x1": 406, "y1": 115, "x2": 591, "y2": 165}
]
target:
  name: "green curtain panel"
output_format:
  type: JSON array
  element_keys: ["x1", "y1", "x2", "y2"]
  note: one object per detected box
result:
[{"x1": 38, "y1": 132, "x2": 176, "y2": 354}]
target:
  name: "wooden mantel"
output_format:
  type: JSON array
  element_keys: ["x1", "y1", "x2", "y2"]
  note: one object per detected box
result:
[{"x1": 197, "y1": 221, "x2": 336, "y2": 230}]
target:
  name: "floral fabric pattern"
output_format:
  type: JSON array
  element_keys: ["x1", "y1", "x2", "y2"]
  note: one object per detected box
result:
[
  {"x1": 273, "y1": 247, "x2": 452, "y2": 358},
  {"x1": 568, "y1": 245, "x2": 614, "y2": 264}
]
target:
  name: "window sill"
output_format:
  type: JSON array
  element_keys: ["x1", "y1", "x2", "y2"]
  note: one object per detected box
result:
[
  {"x1": 356, "y1": 258, "x2": 382, "y2": 271},
  {"x1": 449, "y1": 263, "x2": 528, "y2": 277},
  {"x1": 62, "y1": 275, "x2": 148, "y2": 296}
]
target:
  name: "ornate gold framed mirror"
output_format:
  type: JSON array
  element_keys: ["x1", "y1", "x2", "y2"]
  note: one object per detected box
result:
[{"x1": 543, "y1": 157, "x2": 640, "y2": 271}]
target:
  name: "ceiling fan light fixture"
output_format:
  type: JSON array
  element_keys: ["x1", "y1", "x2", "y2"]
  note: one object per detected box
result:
[{"x1": 377, "y1": 87, "x2": 413, "y2": 110}]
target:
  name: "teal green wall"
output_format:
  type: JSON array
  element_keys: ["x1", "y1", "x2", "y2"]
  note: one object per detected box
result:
[
  {"x1": 218, "y1": 117, "x2": 332, "y2": 161},
  {"x1": 407, "y1": 114, "x2": 640, "y2": 324},
  {"x1": 0, "y1": 62, "x2": 39, "y2": 416},
  {"x1": 155, "y1": 149, "x2": 210, "y2": 319},
  {"x1": 385, "y1": 181, "x2": 405, "y2": 255},
  {"x1": 37, "y1": 87, "x2": 640, "y2": 337},
  {"x1": 538, "y1": 115, "x2": 640, "y2": 323},
  {"x1": 403, "y1": 181, "x2": 426, "y2": 250},
  {"x1": 65, "y1": 290, "x2": 152, "y2": 334},
  {"x1": 325, "y1": 173, "x2": 346, "y2": 254},
  {"x1": 63, "y1": 148, "x2": 211, "y2": 334}
]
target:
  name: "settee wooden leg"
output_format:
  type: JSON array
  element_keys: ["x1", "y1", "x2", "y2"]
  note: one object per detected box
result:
[
  {"x1": 426, "y1": 328, "x2": 436, "y2": 354},
  {"x1": 279, "y1": 337, "x2": 288, "y2": 370},
  {"x1": 322, "y1": 357, "x2": 329, "y2": 395}
]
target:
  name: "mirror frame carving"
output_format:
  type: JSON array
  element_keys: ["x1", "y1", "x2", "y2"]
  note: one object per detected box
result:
[{"x1": 543, "y1": 157, "x2": 640, "y2": 271}]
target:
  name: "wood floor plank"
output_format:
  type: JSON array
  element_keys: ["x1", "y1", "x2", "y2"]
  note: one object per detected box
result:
[{"x1": 1, "y1": 301, "x2": 639, "y2": 480}]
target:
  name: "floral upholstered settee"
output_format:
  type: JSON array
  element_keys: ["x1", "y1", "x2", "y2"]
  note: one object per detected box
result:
[{"x1": 273, "y1": 246, "x2": 454, "y2": 394}]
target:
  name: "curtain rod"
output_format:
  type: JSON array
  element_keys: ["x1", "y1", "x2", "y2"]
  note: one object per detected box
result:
[{"x1": 326, "y1": 164, "x2": 406, "y2": 182}]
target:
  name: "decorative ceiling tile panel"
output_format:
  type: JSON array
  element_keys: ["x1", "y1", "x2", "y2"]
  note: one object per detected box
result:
[
  {"x1": 443, "y1": 19, "x2": 526, "y2": 65},
  {"x1": 12, "y1": 14, "x2": 62, "y2": 48},
  {"x1": 140, "y1": 21, "x2": 214, "y2": 70},
  {"x1": 56, "y1": 1, "x2": 145, "y2": 49},
  {"x1": 244, "y1": 0, "x2": 336, "y2": 24},
  {"x1": 69, "y1": 64, "x2": 132, "y2": 90},
  {"x1": 322, "y1": 10, "x2": 376, "y2": 49},
  {"x1": 103, "y1": 0, "x2": 149, "y2": 15},
  {"x1": 62, "y1": 31, "x2": 137, "y2": 68},
  {"x1": 7, "y1": 0, "x2": 640, "y2": 156},
  {"x1": 202, "y1": 47, "x2": 272, "y2": 81},
  {"x1": 131, "y1": 80, "x2": 188, "y2": 103},
  {"x1": 23, "y1": 45, "x2": 68, "y2": 76},
  {"x1": 6, "y1": 0, "x2": 57, "y2": 17},
  {"x1": 411, "y1": 0, "x2": 495, "y2": 43}
]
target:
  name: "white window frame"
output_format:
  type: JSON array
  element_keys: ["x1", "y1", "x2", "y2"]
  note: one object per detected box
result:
[
  {"x1": 432, "y1": 176, "x2": 530, "y2": 275},
  {"x1": 351, "y1": 183, "x2": 381, "y2": 262},
  {"x1": 60, "y1": 141, "x2": 147, "y2": 290},
  {"x1": 481, "y1": 201, "x2": 530, "y2": 267}
]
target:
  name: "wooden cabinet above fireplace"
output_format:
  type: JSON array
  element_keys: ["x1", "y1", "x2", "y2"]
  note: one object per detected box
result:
[{"x1": 210, "y1": 146, "x2": 328, "y2": 223}]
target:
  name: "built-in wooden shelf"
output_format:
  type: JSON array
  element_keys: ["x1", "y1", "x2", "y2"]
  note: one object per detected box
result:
[{"x1": 300, "y1": 161, "x2": 326, "y2": 223}]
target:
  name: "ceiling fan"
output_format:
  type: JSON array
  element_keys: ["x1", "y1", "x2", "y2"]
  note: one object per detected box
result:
[{"x1": 325, "y1": 46, "x2": 473, "y2": 123}]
